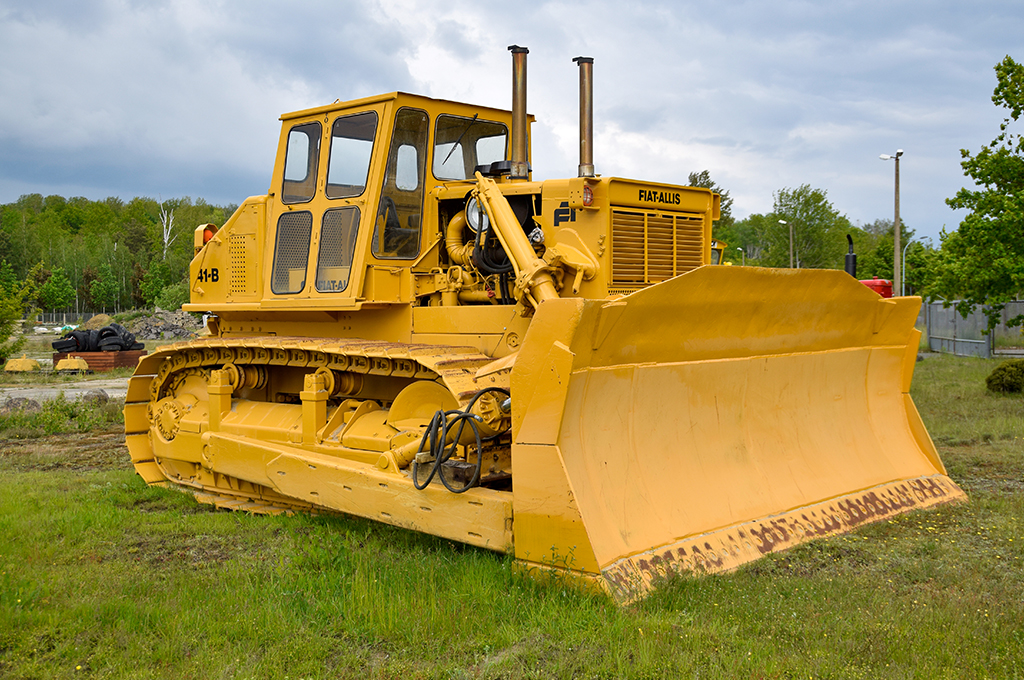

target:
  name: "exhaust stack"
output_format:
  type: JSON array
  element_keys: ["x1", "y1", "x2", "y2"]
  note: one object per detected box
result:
[
  {"x1": 508, "y1": 45, "x2": 530, "y2": 180},
  {"x1": 573, "y1": 56, "x2": 595, "y2": 177}
]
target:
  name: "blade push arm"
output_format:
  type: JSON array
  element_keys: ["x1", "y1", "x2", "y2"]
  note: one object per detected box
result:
[{"x1": 472, "y1": 172, "x2": 560, "y2": 308}]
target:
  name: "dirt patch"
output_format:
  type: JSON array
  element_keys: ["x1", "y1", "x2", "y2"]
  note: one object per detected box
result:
[
  {"x1": 0, "y1": 430, "x2": 129, "y2": 472},
  {"x1": 123, "y1": 534, "x2": 240, "y2": 567}
]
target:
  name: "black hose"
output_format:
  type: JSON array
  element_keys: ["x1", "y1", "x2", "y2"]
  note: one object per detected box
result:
[
  {"x1": 411, "y1": 387, "x2": 511, "y2": 493},
  {"x1": 498, "y1": 272, "x2": 512, "y2": 305},
  {"x1": 472, "y1": 203, "x2": 514, "y2": 275}
]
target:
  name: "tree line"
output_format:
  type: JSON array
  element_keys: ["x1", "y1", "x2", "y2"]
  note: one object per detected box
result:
[
  {"x1": 0, "y1": 194, "x2": 236, "y2": 315},
  {"x1": 693, "y1": 172, "x2": 931, "y2": 294},
  {"x1": 0, "y1": 55, "x2": 1020, "y2": 350}
]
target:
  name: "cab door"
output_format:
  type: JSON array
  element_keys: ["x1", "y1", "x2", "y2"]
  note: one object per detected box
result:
[{"x1": 267, "y1": 106, "x2": 384, "y2": 302}]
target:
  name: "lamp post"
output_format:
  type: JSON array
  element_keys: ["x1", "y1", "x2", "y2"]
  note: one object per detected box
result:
[
  {"x1": 880, "y1": 149, "x2": 903, "y2": 295},
  {"x1": 778, "y1": 219, "x2": 792, "y2": 268},
  {"x1": 901, "y1": 238, "x2": 914, "y2": 296},
  {"x1": 736, "y1": 247, "x2": 745, "y2": 266}
]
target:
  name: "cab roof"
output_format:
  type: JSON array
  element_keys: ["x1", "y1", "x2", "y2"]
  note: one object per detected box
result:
[{"x1": 280, "y1": 91, "x2": 535, "y2": 123}]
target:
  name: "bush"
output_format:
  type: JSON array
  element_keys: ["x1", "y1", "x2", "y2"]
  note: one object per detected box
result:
[
  {"x1": 154, "y1": 280, "x2": 190, "y2": 311},
  {"x1": 985, "y1": 358, "x2": 1024, "y2": 394}
]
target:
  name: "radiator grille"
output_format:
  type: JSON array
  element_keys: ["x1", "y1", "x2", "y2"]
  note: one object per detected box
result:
[{"x1": 610, "y1": 209, "x2": 705, "y2": 292}]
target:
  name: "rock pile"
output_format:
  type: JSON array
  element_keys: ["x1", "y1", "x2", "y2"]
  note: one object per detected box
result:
[{"x1": 123, "y1": 309, "x2": 201, "y2": 341}]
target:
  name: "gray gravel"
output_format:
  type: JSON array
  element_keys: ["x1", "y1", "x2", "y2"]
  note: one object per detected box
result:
[{"x1": 0, "y1": 378, "x2": 130, "y2": 403}]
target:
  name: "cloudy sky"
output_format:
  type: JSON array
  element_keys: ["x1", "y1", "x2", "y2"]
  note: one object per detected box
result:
[{"x1": 1, "y1": 0, "x2": 1022, "y2": 244}]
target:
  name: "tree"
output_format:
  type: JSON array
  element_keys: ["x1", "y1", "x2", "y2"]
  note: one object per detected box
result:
[
  {"x1": 934, "y1": 55, "x2": 1024, "y2": 329},
  {"x1": 140, "y1": 260, "x2": 175, "y2": 306},
  {"x1": 0, "y1": 284, "x2": 29, "y2": 360},
  {"x1": 89, "y1": 263, "x2": 118, "y2": 312},
  {"x1": 38, "y1": 267, "x2": 76, "y2": 311},
  {"x1": 157, "y1": 198, "x2": 182, "y2": 261},
  {"x1": 751, "y1": 185, "x2": 851, "y2": 269},
  {"x1": 853, "y1": 218, "x2": 917, "y2": 284},
  {"x1": 0, "y1": 260, "x2": 18, "y2": 297},
  {"x1": 688, "y1": 171, "x2": 740, "y2": 260}
]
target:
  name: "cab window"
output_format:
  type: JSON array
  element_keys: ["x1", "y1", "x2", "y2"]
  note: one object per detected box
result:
[
  {"x1": 372, "y1": 107, "x2": 428, "y2": 259},
  {"x1": 282, "y1": 122, "x2": 320, "y2": 204},
  {"x1": 433, "y1": 114, "x2": 508, "y2": 180},
  {"x1": 327, "y1": 112, "x2": 377, "y2": 199},
  {"x1": 271, "y1": 212, "x2": 313, "y2": 294}
]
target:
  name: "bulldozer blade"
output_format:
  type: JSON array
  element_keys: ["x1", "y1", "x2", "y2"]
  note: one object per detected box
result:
[{"x1": 509, "y1": 266, "x2": 965, "y2": 603}]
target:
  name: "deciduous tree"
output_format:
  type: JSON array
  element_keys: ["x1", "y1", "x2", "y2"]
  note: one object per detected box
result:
[
  {"x1": 934, "y1": 55, "x2": 1024, "y2": 328},
  {"x1": 752, "y1": 185, "x2": 851, "y2": 269}
]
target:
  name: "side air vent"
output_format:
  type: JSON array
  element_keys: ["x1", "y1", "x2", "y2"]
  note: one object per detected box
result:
[
  {"x1": 228, "y1": 233, "x2": 256, "y2": 296},
  {"x1": 610, "y1": 209, "x2": 705, "y2": 294}
]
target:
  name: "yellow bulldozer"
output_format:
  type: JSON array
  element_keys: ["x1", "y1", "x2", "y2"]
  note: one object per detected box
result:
[{"x1": 125, "y1": 46, "x2": 964, "y2": 602}]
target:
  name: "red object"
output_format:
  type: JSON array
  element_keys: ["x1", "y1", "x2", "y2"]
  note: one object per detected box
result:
[
  {"x1": 859, "y1": 277, "x2": 893, "y2": 298},
  {"x1": 202, "y1": 224, "x2": 218, "y2": 244}
]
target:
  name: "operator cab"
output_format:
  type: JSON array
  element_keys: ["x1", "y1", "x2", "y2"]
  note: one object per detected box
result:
[{"x1": 269, "y1": 93, "x2": 523, "y2": 301}]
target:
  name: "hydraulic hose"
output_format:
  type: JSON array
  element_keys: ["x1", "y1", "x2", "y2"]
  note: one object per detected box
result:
[{"x1": 411, "y1": 387, "x2": 511, "y2": 494}]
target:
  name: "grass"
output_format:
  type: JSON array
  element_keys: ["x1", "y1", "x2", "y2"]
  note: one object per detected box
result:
[
  {"x1": 0, "y1": 392, "x2": 124, "y2": 439},
  {"x1": 0, "y1": 353, "x2": 1022, "y2": 678}
]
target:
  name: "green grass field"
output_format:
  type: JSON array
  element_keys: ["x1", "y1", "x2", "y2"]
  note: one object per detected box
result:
[{"x1": 1, "y1": 353, "x2": 1022, "y2": 679}]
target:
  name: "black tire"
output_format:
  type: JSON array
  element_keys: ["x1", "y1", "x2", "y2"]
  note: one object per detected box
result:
[{"x1": 52, "y1": 338, "x2": 77, "y2": 352}]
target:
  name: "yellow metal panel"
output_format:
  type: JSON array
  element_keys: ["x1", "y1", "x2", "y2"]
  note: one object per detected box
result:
[
  {"x1": 509, "y1": 298, "x2": 585, "y2": 440},
  {"x1": 903, "y1": 393, "x2": 946, "y2": 475},
  {"x1": 902, "y1": 327, "x2": 923, "y2": 394},
  {"x1": 205, "y1": 432, "x2": 291, "y2": 487},
  {"x1": 514, "y1": 341, "x2": 574, "y2": 446},
  {"x1": 608, "y1": 178, "x2": 716, "y2": 214},
  {"x1": 133, "y1": 461, "x2": 166, "y2": 484},
  {"x1": 123, "y1": 402, "x2": 151, "y2": 435},
  {"x1": 557, "y1": 346, "x2": 944, "y2": 569},
  {"x1": 512, "y1": 443, "x2": 600, "y2": 573},
  {"x1": 412, "y1": 305, "x2": 521, "y2": 335},
  {"x1": 126, "y1": 375, "x2": 154, "y2": 404},
  {"x1": 126, "y1": 433, "x2": 153, "y2": 464},
  {"x1": 268, "y1": 450, "x2": 513, "y2": 550}
]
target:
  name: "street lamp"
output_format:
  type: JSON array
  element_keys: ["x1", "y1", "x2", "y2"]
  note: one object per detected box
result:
[
  {"x1": 778, "y1": 219, "x2": 792, "y2": 268},
  {"x1": 880, "y1": 149, "x2": 903, "y2": 295},
  {"x1": 736, "y1": 247, "x2": 745, "y2": 266},
  {"x1": 901, "y1": 238, "x2": 914, "y2": 296}
]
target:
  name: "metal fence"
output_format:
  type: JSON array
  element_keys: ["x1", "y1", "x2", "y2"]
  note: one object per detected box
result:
[
  {"x1": 36, "y1": 312, "x2": 102, "y2": 327},
  {"x1": 924, "y1": 300, "x2": 1024, "y2": 358}
]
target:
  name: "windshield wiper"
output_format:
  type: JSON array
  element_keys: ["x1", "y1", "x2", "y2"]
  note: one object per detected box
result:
[{"x1": 441, "y1": 113, "x2": 479, "y2": 167}]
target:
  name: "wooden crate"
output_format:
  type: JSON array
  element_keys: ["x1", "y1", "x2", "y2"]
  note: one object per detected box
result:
[{"x1": 52, "y1": 350, "x2": 147, "y2": 372}]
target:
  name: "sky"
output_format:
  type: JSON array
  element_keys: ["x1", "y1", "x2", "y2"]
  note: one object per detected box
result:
[{"x1": 1, "y1": 0, "x2": 1022, "y2": 245}]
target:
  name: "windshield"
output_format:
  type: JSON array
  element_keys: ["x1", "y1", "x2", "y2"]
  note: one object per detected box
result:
[{"x1": 433, "y1": 114, "x2": 508, "y2": 180}]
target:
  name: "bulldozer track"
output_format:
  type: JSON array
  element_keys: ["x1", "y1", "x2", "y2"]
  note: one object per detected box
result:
[{"x1": 125, "y1": 336, "x2": 507, "y2": 512}]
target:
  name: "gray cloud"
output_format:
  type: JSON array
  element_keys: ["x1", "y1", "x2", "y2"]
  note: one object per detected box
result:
[{"x1": 1, "y1": 0, "x2": 1022, "y2": 243}]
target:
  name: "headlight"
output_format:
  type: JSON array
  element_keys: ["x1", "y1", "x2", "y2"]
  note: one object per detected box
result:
[{"x1": 465, "y1": 196, "x2": 489, "y2": 232}]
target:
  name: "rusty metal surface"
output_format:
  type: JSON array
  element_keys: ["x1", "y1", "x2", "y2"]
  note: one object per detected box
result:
[
  {"x1": 508, "y1": 45, "x2": 530, "y2": 179},
  {"x1": 573, "y1": 56, "x2": 595, "y2": 177}
]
